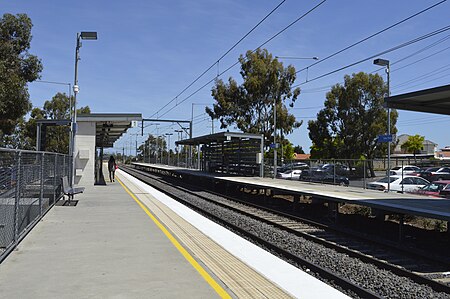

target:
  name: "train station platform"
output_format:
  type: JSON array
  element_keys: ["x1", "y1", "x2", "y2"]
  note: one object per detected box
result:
[
  {"x1": 132, "y1": 163, "x2": 450, "y2": 223},
  {"x1": 0, "y1": 167, "x2": 348, "y2": 298}
]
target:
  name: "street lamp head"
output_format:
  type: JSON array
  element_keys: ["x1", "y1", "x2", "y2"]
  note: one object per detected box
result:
[
  {"x1": 373, "y1": 58, "x2": 389, "y2": 67},
  {"x1": 80, "y1": 31, "x2": 98, "y2": 40}
]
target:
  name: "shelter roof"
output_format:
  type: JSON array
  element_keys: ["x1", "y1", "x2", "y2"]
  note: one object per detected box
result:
[
  {"x1": 77, "y1": 113, "x2": 142, "y2": 148},
  {"x1": 176, "y1": 131, "x2": 263, "y2": 146},
  {"x1": 385, "y1": 84, "x2": 450, "y2": 115}
]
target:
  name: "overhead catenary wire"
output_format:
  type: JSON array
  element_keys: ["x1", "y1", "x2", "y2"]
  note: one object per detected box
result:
[
  {"x1": 157, "y1": 0, "x2": 328, "y2": 118},
  {"x1": 392, "y1": 63, "x2": 450, "y2": 89},
  {"x1": 292, "y1": 24, "x2": 450, "y2": 88},
  {"x1": 149, "y1": 0, "x2": 287, "y2": 119},
  {"x1": 157, "y1": 0, "x2": 445, "y2": 119},
  {"x1": 300, "y1": 35, "x2": 450, "y2": 94},
  {"x1": 300, "y1": 39, "x2": 450, "y2": 94},
  {"x1": 393, "y1": 71, "x2": 450, "y2": 93},
  {"x1": 294, "y1": 0, "x2": 447, "y2": 75}
]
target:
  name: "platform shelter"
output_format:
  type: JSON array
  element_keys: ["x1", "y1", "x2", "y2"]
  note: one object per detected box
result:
[
  {"x1": 176, "y1": 132, "x2": 265, "y2": 177},
  {"x1": 75, "y1": 113, "x2": 142, "y2": 185}
]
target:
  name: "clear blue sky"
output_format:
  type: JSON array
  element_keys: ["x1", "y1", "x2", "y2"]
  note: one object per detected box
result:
[{"x1": 2, "y1": 0, "x2": 450, "y2": 155}]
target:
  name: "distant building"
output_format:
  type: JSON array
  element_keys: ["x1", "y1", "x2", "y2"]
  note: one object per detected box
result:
[
  {"x1": 435, "y1": 146, "x2": 450, "y2": 160},
  {"x1": 394, "y1": 134, "x2": 437, "y2": 155},
  {"x1": 293, "y1": 153, "x2": 311, "y2": 160}
]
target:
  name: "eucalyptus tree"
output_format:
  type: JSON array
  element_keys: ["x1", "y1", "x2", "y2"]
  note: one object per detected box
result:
[
  {"x1": 0, "y1": 13, "x2": 43, "y2": 142},
  {"x1": 308, "y1": 72, "x2": 398, "y2": 176},
  {"x1": 206, "y1": 48, "x2": 302, "y2": 147},
  {"x1": 26, "y1": 93, "x2": 90, "y2": 153}
]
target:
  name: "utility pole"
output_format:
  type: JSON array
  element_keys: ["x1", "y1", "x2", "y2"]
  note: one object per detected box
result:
[
  {"x1": 165, "y1": 133, "x2": 173, "y2": 165},
  {"x1": 273, "y1": 97, "x2": 277, "y2": 179},
  {"x1": 175, "y1": 129, "x2": 183, "y2": 166}
]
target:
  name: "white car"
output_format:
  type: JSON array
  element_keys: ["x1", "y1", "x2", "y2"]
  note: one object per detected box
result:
[
  {"x1": 366, "y1": 175, "x2": 430, "y2": 192},
  {"x1": 277, "y1": 169, "x2": 303, "y2": 180},
  {"x1": 388, "y1": 165, "x2": 421, "y2": 176}
]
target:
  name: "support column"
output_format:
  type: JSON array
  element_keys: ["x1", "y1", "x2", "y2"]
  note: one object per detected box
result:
[
  {"x1": 328, "y1": 202, "x2": 339, "y2": 224},
  {"x1": 398, "y1": 214, "x2": 404, "y2": 243},
  {"x1": 293, "y1": 194, "x2": 300, "y2": 211}
]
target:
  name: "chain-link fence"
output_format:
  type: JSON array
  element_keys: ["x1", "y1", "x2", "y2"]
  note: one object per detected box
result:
[
  {"x1": 0, "y1": 148, "x2": 70, "y2": 262},
  {"x1": 264, "y1": 158, "x2": 449, "y2": 187},
  {"x1": 131, "y1": 150, "x2": 449, "y2": 188}
]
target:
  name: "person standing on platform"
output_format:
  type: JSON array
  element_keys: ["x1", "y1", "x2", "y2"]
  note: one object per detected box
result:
[{"x1": 108, "y1": 155, "x2": 117, "y2": 182}]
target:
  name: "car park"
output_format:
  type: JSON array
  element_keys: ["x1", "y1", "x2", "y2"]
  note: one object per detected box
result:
[
  {"x1": 419, "y1": 167, "x2": 450, "y2": 182},
  {"x1": 389, "y1": 165, "x2": 421, "y2": 176},
  {"x1": 411, "y1": 180, "x2": 450, "y2": 198},
  {"x1": 276, "y1": 169, "x2": 304, "y2": 180},
  {"x1": 299, "y1": 169, "x2": 349, "y2": 186},
  {"x1": 366, "y1": 175, "x2": 430, "y2": 192}
]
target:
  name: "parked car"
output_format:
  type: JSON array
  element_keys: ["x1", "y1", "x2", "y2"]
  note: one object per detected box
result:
[
  {"x1": 315, "y1": 163, "x2": 351, "y2": 175},
  {"x1": 278, "y1": 162, "x2": 309, "y2": 173},
  {"x1": 411, "y1": 180, "x2": 450, "y2": 198},
  {"x1": 276, "y1": 169, "x2": 304, "y2": 180},
  {"x1": 419, "y1": 167, "x2": 450, "y2": 182},
  {"x1": 299, "y1": 169, "x2": 349, "y2": 186},
  {"x1": 366, "y1": 175, "x2": 430, "y2": 192},
  {"x1": 389, "y1": 165, "x2": 421, "y2": 176},
  {"x1": 439, "y1": 183, "x2": 450, "y2": 199}
]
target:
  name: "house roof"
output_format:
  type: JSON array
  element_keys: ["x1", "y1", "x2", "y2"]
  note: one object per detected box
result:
[{"x1": 293, "y1": 153, "x2": 311, "y2": 160}]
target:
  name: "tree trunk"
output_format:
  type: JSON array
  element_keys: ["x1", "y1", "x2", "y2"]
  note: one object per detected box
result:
[{"x1": 368, "y1": 159, "x2": 375, "y2": 177}]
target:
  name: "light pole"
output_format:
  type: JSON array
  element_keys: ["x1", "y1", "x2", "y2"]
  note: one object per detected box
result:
[
  {"x1": 165, "y1": 133, "x2": 173, "y2": 165},
  {"x1": 159, "y1": 135, "x2": 165, "y2": 164},
  {"x1": 190, "y1": 103, "x2": 210, "y2": 167},
  {"x1": 129, "y1": 133, "x2": 140, "y2": 160},
  {"x1": 374, "y1": 58, "x2": 391, "y2": 192},
  {"x1": 175, "y1": 129, "x2": 183, "y2": 166},
  {"x1": 72, "y1": 31, "x2": 97, "y2": 187}
]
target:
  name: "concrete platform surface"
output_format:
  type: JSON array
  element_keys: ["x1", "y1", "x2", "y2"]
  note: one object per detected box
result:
[
  {"x1": 0, "y1": 172, "x2": 220, "y2": 298},
  {"x1": 133, "y1": 163, "x2": 450, "y2": 222}
]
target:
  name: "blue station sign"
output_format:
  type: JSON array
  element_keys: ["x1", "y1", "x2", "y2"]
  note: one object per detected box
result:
[{"x1": 377, "y1": 134, "x2": 393, "y2": 143}]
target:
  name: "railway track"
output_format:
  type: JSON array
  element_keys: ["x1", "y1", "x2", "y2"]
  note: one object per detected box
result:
[{"x1": 122, "y1": 165, "x2": 450, "y2": 298}]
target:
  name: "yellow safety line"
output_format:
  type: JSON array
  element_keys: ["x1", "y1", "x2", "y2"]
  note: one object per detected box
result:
[{"x1": 116, "y1": 176, "x2": 231, "y2": 299}]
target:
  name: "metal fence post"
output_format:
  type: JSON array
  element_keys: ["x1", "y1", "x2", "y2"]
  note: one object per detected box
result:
[
  {"x1": 363, "y1": 160, "x2": 366, "y2": 189},
  {"x1": 53, "y1": 154, "x2": 57, "y2": 202},
  {"x1": 39, "y1": 153, "x2": 45, "y2": 216},
  {"x1": 13, "y1": 151, "x2": 22, "y2": 244},
  {"x1": 333, "y1": 159, "x2": 336, "y2": 184},
  {"x1": 63, "y1": 154, "x2": 66, "y2": 178}
]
